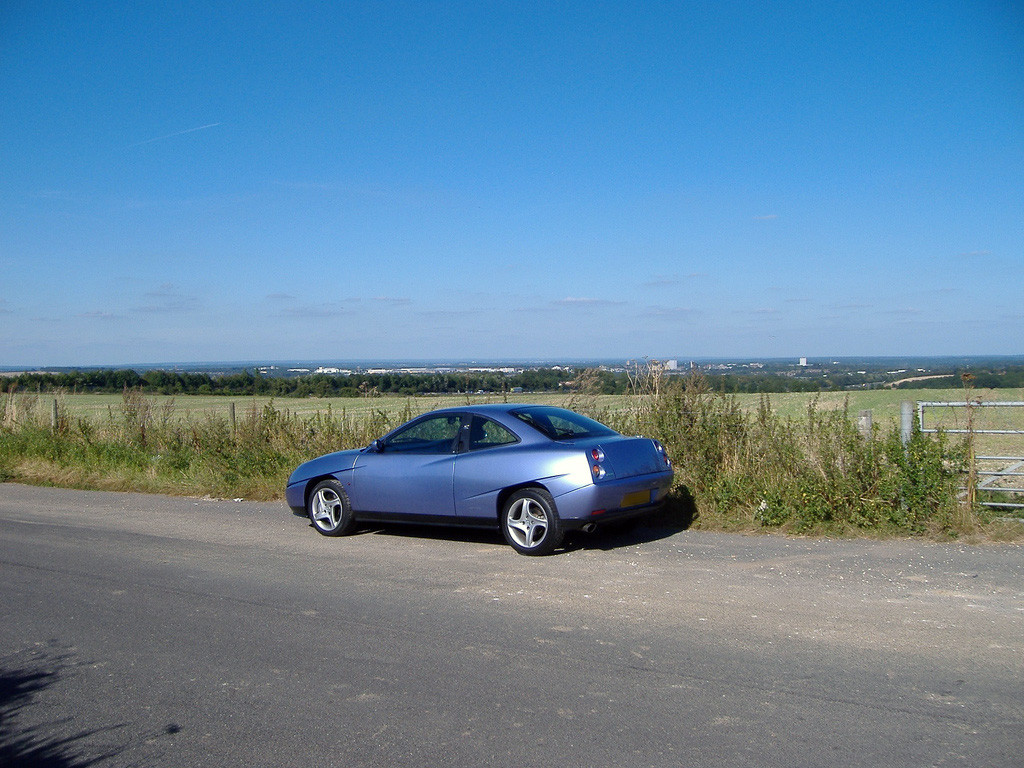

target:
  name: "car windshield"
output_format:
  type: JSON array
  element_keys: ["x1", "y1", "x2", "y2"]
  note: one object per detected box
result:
[{"x1": 511, "y1": 407, "x2": 618, "y2": 441}]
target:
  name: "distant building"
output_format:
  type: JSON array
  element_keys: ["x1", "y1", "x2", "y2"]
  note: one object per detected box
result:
[
  {"x1": 799, "y1": 357, "x2": 808, "y2": 367},
  {"x1": 664, "y1": 359, "x2": 678, "y2": 370}
]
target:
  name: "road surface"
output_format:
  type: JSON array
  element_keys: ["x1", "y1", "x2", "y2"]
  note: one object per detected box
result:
[{"x1": 1, "y1": 483, "x2": 1022, "y2": 767}]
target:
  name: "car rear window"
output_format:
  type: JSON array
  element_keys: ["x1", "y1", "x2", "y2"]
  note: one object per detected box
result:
[{"x1": 510, "y1": 407, "x2": 618, "y2": 441}]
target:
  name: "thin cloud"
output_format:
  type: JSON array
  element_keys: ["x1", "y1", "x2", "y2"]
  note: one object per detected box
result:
[
  {"x1": 553, "y1": 297, "x2": 625, "y2": 307},
  {"x1": 640, "y1": 305, "x2": 696, "y2": 319},
  {"x1": 274, "y1": 180, "x2": 418, "y2": 202},
  {"x1": 79, "y1": 311, "x2": 118, "y2": 319},
  {"x1": 266, "y1": 292, "x2": 295, "y2": 301},
  {"x1": 274, "y1": 180, "x2": 342, "y2": 192},
  {"x1": 753, "y1": 214, "x2": 778, "y2": 221},
  {"x1": 130, "y1": 300, "x2": 197, "y2": 314},
  {"x1": 145, "y1": 283, "x2": 179, "y2": 298},
  {"x1": 640, "y1": 273, "x2": 706, "y2": 288},
  {"x1": 130, "y1": 283, "x2": 199, "y2": 314},
  {"x1": 416, "y1": 308, "x2": 485, "y2": 319},
  {"x1": 279, "y1": 305, "x2": 351, "y2": 319},
  {"x1": 642, "y1": 272, "x2": 708, "y2": 287},
  {"x1": 641, "y1": 275, "x2": 682, "y2": 288},
  {"x1": 130, "y1": 123, "x2": 222, "y2": 147},
  {"x1": 372, "y1": 296, "x2": 411, "y2": 305},
  {"x1": 30, "y1": 189, "x2": 77, "y2": 201}
]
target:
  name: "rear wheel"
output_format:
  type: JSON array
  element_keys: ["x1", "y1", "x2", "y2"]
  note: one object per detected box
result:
[
  {"x1": 501, "y1": 488, "x2": 563, "y2": 556},
  {"x1": 307, "y1": 479, "x2": 355, "y2": 536}
]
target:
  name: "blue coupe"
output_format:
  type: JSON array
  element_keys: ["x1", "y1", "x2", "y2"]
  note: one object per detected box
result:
[{"x1": 285, "y1": 404, "x2": 673, "y2": 555}]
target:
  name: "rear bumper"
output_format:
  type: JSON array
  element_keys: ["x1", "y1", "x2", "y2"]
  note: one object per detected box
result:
[
  {"x1": 562, "y1": 501, "x2": 664, "y2": 531},
  {"x1": 553, "y1": 469, "x2": 673, "y2": 527}
]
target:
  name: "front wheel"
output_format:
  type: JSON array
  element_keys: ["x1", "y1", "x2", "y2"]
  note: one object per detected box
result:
[
  {"x1": 307, "y1": 479, "x2": 355, "y2": 537},
  {"x1": 501, "y1": 488, "x2": 563, "y2": 556}
]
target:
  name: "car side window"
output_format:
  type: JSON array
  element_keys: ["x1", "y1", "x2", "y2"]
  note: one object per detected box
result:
[
  {"x1": 467, "y1": 417, "x2": 518, "y2": 451},
  {"x1": 384, "y1": 414, "x2": 462, "y2": 454}
]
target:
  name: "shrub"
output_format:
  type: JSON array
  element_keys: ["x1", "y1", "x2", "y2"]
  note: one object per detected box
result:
[{"x1": 580, "y1": 370, "x2": 973, "y2": 537}]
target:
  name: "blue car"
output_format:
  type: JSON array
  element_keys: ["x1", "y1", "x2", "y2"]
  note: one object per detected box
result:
[{"x1": 286, "y1": 404, "x2": 673, "y2": 555}]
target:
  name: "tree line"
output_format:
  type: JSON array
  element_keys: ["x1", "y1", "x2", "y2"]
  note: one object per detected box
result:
[
  {"x1": 0, "y1": 368, "x2": 573, "y2": 397},
  {"x1": 4, "y1": 365, "x2": 1021, "y2": 398},
  {"x1": 893, "y1": 367, "x2": 1024, "y2": 390}
]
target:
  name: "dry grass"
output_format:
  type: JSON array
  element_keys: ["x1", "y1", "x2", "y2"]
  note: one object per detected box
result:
[{"x1": 2, "y1": 383, "x2": 1021, "y2": 541}]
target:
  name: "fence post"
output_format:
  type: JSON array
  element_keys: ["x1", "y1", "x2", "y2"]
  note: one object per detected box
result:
[
  {"x1": 230, "y1": 401, "x2": 236, "y2": 436},
  {"x1": 51, "y1": 399, "x2": 58, "y2": 432},
  {"x1": 857, "y1": 410, "x2": 873, "y2": 439},
  {"x1": 964, "y1": 381, "x2": 977, "y2": 508},
  {"x1": 900, "y1": 401, "x2": 914, "y2": 446}
]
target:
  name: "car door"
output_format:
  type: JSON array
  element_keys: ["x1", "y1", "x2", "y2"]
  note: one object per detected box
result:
[
  {"x1": 350, "y1": 412, "x2": 464, "y2": 518},
  {"x1": 453, "y1": 415, "x2": 522, "y2": 520}
]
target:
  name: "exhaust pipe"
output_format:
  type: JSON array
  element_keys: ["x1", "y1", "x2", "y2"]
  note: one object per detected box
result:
[{"x1": 580, "y1": 523, "x2": 597, "y2": 533}]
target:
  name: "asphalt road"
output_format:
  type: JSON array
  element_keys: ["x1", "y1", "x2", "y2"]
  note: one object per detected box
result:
[{"x1": 1, "y1": 483, "x2": 1022, "y2": 767}]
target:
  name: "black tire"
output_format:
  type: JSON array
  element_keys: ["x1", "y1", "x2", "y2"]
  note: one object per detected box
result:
[
  {"x1": 500, "y1": 488, "x2": 563, "y2": 556},
  {"x1": 306, "y1": 479, "x2": 355, "y2": 537}
]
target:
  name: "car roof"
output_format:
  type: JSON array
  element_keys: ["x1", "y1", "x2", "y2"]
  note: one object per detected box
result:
[
  {"x1": 391, "y1": 403, "x2": 619, "y2": 445},
  {"x1": 429, "y1": 403, "x2": 545, "y2": 415}
]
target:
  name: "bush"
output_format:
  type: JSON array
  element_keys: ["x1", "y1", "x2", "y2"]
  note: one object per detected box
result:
[
  {"x1": 584, "y1": 371, "x2": 972, "y2": 537},
  {"x1": 0, "y1": 390, "x2": 408, "y2": 501}
]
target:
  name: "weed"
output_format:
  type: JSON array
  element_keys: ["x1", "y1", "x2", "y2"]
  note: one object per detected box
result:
[
  {"x1": 0, "y1": 380, "x2": 1009, "y2": 539},
  {"x1": 576, "y1": 365, "x2": 983, "y2": 538}
]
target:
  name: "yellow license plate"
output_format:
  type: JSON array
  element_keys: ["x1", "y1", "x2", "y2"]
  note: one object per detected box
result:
[{"x1": 621, "y1": 490, "x2": 651, "y2": 508}]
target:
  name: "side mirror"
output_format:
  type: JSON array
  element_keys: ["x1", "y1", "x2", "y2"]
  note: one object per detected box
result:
[{"x1": 367, "y1": 439, "x2": 384, "y2": 453}]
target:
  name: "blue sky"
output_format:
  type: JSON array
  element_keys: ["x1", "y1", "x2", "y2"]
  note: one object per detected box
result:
[{"x1": 1, "y1": 1, "x2": 1021, "y2": 366}]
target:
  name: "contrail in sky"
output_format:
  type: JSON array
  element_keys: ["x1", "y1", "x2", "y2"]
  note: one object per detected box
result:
[{"x1": 130, "y1": 122, "x2": 222, "y2": 147}]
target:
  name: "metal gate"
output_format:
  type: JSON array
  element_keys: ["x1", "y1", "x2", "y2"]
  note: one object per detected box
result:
[{"x1": 918, "y1": 401, "x2": 1024, "y2": 511}]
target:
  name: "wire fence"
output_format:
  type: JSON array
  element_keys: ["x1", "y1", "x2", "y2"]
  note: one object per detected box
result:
[{"x1": 919, "y1": 401, "x2": 1024, "y2": 511}]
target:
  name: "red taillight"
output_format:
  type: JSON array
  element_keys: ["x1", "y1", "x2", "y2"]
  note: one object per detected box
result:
[
  {"x1": 591, "y1": 447, "x2": 604, "y2": 462},
  {"x1": 654, "y1": 440, "x2": 671, "y2": 467}
]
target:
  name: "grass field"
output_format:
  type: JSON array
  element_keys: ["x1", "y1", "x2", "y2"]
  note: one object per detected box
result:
[
  {"x1": 18, "y1": 385, "x2": 1024, "y2": 426},
  {"x1": 14, "y1": 385, "x2": 1021, "y2": 460}
]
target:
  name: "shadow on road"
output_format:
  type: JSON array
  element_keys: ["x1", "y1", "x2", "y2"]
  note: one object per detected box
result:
[
  {"x1": 0, "y1": 645, "x2": 123, "y2": 768},
  {"x1": 300, "y1": 486, "x2": 699, "y2": 555}
]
